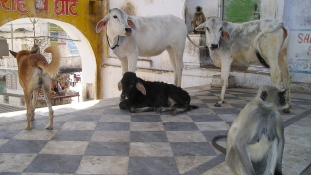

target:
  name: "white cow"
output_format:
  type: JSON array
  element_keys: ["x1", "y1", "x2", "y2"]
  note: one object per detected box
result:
[
  {"x1": 195, "y1": 17, "x2": 291, "y2": 113},
  {"x1": 95, "y1": 8, "x2": 187, "y2": 87}
]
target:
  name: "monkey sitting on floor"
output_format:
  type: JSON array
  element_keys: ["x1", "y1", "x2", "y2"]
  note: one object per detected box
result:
[
  {"x1": 213, "y1": 85, "x2": 288, "y2": 175},
  {"x1": 192, "y1": 6, "x2": 205, "y2": 33}
]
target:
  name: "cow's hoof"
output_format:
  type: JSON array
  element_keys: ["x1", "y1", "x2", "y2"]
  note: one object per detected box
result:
[
  {"x1": 283, "y1": 108, "x2": 290, "y2": 113},
  {"x1": 214, "y1": 103, "x2": 221, "y2": 107},
  {"x1": 31, "y1": 117, "x2": 35, "y2": 121}
]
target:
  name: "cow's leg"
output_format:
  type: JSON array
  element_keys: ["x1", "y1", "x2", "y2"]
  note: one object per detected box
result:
[
  {"x1": 23, "y1": 89, "x2": 33, "y2": 130},
  {"x1": 167, "y1": 46, "x2": 184, "y2": 87},
  {"x1": 120, "y1": 59, "x2": 129, "y2": 75},
  {"x1": 42, "y1": 78, "x2": 53, "y2": 130},
  {"x1": 127, "y1": 53, "x2": 138, "y2": 73},
  {"x1": 119, "y1": 59, "x2": 129, "y2": 101},
  {"x1": 278, "y1": 48, "x2": 291, "y2": 113},
  {"x1": 215, "y1": 56, "x2": 232, "y2": 107}
]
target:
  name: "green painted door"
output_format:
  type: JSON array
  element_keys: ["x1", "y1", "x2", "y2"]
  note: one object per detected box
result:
[{"x1": 223, "y1": 0, "x2": 261, "y2": 22}]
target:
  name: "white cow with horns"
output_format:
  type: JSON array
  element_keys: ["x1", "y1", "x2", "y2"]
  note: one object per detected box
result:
[
  {"x1": 195, "y1": 17, "x2": 291, "y2": 113},
  {"x1": 95, "y1": 8, "x2": 187, "y2": 87}
]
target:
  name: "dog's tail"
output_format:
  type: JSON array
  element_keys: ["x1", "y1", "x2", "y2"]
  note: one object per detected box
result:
[{"x1": 37, "y1": 46, "x2": 61, "y2": 78}]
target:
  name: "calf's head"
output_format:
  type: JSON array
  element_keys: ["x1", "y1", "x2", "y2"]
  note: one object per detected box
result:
[
  {"x1": 118, "y1": 72, "x2": 146, "y2": 99},
  {"x1": 195, "y1": 16, "x2": 231, "y2": 50},
  {"x1": 95, "y1": 8, "x2": 135, "y2": 36}
]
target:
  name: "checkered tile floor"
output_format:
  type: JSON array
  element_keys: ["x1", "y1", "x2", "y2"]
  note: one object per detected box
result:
[
  {"x1": 0, "y1": 103, "x2": 25, "y2": 113},
  {"x1": 0, "y1": 87, "x2": 310, "y2": 175}
]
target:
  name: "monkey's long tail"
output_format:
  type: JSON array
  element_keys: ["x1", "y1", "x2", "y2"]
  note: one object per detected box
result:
[{"x1": 212, "y1": 134, "x2": 227, "y2": 154}]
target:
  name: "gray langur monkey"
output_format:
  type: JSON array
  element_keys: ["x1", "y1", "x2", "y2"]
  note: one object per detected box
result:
[
  {"x1": 192, "y1": 6, "x2": 205, "y2": 33},
  {"x1": 213, "y1": 85, "x2": 288, "y2": 175}
]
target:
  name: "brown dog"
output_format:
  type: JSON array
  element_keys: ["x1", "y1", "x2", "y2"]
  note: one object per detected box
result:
[{"x1": 9, "y1": 46, "x2": 61, "y2": 130}]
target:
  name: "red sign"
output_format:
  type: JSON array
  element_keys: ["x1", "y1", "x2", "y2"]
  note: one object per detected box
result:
[
  {"x1": 53, "y1": 0, "x2": 78, "y2": 16},
  {"x1": 0, "y1": 0, "x2": 29, "y2": 14}
]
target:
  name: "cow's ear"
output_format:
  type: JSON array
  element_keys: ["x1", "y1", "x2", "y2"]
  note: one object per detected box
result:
[
  {"x1": 127, "y1": 18, "x2": 136, "y2": 30},
  {"x1": 195, "y1": 22, "x2": 206, "y2": 31},
  {"x1": 221, "y1": 29, "x2": 231, "y2": 43},
  {"x1": 136, "y1": 82, "x2": 146, "y2": 95},
  {"x1": 9, "y1": 50, "x2": 17, "y2": 58},
  {"x1": 118, "y1": 81, "x2": 122, "y2": 91},
  {"x1": 95, "y1": 14, "x2": 109, "y2": 33}
]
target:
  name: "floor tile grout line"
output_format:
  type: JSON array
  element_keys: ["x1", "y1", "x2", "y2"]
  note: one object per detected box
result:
[{"x1": 284, "y1": 109, "x2": 311, "y2": 128}]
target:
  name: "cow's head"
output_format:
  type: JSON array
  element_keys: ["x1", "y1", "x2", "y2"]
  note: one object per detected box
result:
[
  {"x1": 95, "y1": 8, "x2": 136, "y2": 36},
  {"x1": 118, "y1": 72, "x2": 146, "y2": 99},
  {"x1": 195, "y1": 17, "x2": 231, "y2": 50}
]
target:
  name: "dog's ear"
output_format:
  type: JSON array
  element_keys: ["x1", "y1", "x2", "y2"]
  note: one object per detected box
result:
[
  {"x1": 136, "y1": 81, "x2": 146, "y2": 95},
  {"x1": 9, "y1": 50, "x2": 17, "y2": 58}
]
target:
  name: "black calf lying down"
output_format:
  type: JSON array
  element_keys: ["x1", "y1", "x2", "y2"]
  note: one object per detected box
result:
[{"x1": 118, "y1": 72, "x2": 198, "y2": 115}]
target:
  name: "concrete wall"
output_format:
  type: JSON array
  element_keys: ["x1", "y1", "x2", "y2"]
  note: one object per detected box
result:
[
  {"x1": 284, "y1": 0, "x2": 311, "y2": 84},
  {"x1": 261, "y1": 0, "x2": 285, "y2": 21}
]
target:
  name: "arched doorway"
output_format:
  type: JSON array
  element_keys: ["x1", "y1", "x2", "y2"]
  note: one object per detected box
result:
[{"x1": 0, "y1": 0, "x2": 109, "y2": 100}]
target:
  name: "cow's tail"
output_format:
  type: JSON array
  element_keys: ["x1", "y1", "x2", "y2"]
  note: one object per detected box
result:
[
  {"x1": 253, "y1": 22, "x2": 284, "y2": 68},
  {"x1": 280, "y1": 26, "x2": 290, "y2": 51},
  {"x1": 37, "y1": 46, "x2": 61, "y2": 78}
]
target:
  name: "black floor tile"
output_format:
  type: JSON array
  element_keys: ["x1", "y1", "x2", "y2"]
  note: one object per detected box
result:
[
  {"x1": 52, "y1": 130, "x2": 93, "y2": 141},
  {"x1": 84, "y1": 142, "x2": 129, "y2": 156},
  {"x1": 170, "y1": 142, "x2": 217, "y2": 156},
  {"x1": 131, "y1": 115, "x2": 161, "y2": 122},
  {"x1": 190, "y1": 114, "x2": 222, "y2": 122},
  {"x1": 130, "y1": 131, "x2": 168, "y2": 142},
  {"x1": 24, "y1": 154, "x2": 82, "y2": 173},
  {"x1": 128, "y1": 157, "x2": 179, "y2": 175},
  {"x1": 95, "y1": 122, "x2": 130, "y2": 131},
  {"x1": 67, "y1": 114, "x2": 101, "y2": 122},
  {"x1": 212, "y1": 108, "x2": 240, "y2": 114},
  {"x1": 0, "y1": 140, "x2": 47, "y2": 153},
  {"x1": 163, "y1": 122, "x2": 199, "y2": 131},
  {"x1": 0, "y1": 130, "x2": 21, "y2": 139}
]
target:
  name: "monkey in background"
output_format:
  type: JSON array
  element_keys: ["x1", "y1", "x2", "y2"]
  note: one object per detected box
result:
[
  {"x1": 192, "y1": 6, "x2": 205, "y2": 33},
  {"x1": 212, "y1": 85, "x2": 288, "y2": 175}
]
